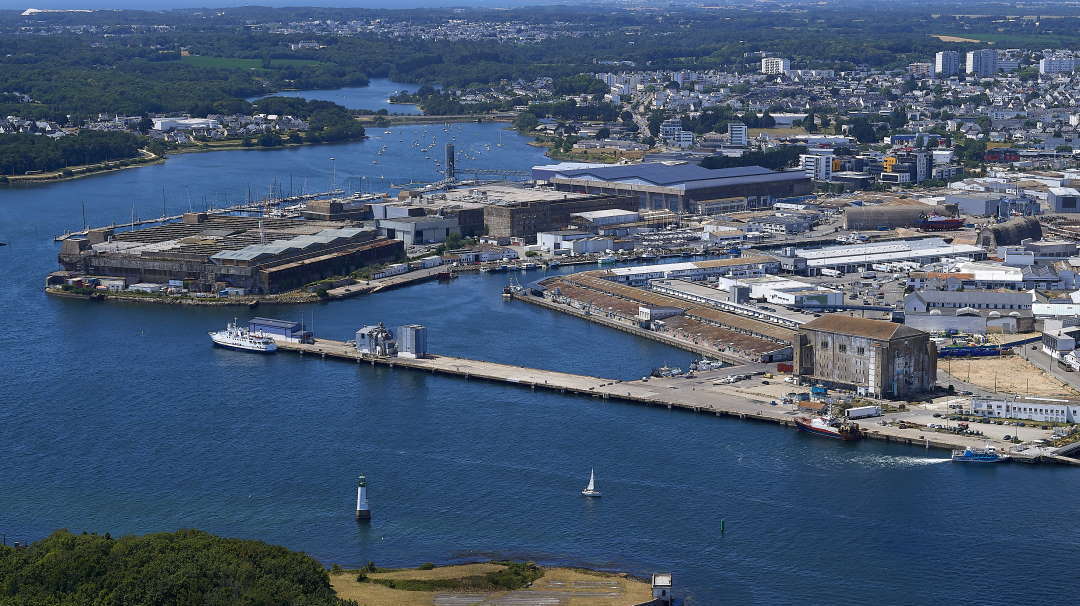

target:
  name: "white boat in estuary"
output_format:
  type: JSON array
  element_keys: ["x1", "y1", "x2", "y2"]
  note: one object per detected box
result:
[
  {"x1": 581, "y1": 468, "x2": 602, "y2": 497},
  {"x1": 208, "y1": 319, "x2": 277, "y2": 353}
]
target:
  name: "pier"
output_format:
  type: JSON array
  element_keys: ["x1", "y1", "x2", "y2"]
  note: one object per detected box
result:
[{"x1": 272, "y1": 337, "x2": 1078, "y2": 464}]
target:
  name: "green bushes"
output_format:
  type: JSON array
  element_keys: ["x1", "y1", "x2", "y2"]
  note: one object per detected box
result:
[
  {"x1": 0, "y1": 529, "x2": 358, "y2": 606},
  {"x1": 361, "y1": 561, "x2": 542, "y2": 593}
]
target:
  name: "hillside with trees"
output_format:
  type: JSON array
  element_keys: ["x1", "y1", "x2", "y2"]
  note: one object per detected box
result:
[{"x1": 0, "y1": 529, "x2": 357, "y2": 606}]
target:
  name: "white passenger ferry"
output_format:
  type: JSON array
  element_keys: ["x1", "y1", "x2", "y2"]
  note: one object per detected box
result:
[{"x1": 208, "y1": 319, "x2": 277, "y2": 353}]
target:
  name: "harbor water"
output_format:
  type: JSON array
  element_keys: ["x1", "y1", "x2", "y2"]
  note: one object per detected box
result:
[
  {"x1": 1, "y1": 121, "x2": 1078, "y2": 605},
  {"x1": 248, "y1": 78, "x2": 423, "y2": 114}
]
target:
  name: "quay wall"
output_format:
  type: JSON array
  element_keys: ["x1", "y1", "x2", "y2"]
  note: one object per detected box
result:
[{"x1": 271, "y1": 337, "x2": 1077, "y2": 464}]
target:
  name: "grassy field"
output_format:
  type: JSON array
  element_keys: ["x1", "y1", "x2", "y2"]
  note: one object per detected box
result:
[
  {"x1": 749, "y1": 126, "x2": 808, "y2": 138},
  {"x1": 181, "y1": 55, "x2": 324, "y2": 70},
  {"x1": 330, "y1": 563, "x2": 652, "y2": 606}
]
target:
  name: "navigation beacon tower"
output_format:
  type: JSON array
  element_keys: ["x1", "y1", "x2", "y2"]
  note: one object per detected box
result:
[{"x1": 355, "y1": 474, "x2": 371, "y2": 521}]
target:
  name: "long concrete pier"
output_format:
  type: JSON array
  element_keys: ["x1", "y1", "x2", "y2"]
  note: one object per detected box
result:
[{"x1": 273, "y1": 337, "x2": 1078, "y2": 464}]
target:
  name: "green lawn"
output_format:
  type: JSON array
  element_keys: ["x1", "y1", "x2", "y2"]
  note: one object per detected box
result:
[{"x1": 181, "y1": 55, "x2": 324, "y2": 70}]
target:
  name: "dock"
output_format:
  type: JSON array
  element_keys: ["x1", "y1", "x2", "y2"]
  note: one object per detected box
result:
[
  {"x1": 327, "y1": 266, "x2": 453, "y2": 299},
  {"x1": 273, "y1": 337, "x2": 1078, "y2": 463}
]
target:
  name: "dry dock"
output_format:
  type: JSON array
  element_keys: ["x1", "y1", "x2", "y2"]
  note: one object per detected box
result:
[{"x1": 274, "y1": 338, "x2": 1078, "y2": 463}]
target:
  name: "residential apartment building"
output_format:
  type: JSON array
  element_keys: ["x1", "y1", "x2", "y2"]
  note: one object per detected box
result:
[
  {"x1": 728, "y1": 122, "x2": 748, "y2": 147},
  {"x1": 761, "y1": 57, "x2": 790, "y2": 75},
  {"x1": 1040, "y1": 56, "x2": 1078, "y2": 75},
  {"x1": 934, "y1": 51, "x2": 961, "y2": 77},
  {"x1": 966, "y1": 49, "x2": 998, "y2": 77},
  {"x1": 800, "y1": 153, "x2": 833, "y2": 181}
]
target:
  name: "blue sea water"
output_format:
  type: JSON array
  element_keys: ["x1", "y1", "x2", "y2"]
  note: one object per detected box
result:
[
  {"x1": 249, "y1": 78, "x2": 424, "y2": 114},
  {"x1": 1, "y1": 122, "x2": 1078, "y2": 605}
]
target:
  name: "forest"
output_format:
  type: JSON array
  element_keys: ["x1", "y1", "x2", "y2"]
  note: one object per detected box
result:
[
  {"x1": 1, "y1": 4, "x2": 1077, "y2": 119},
  {"x1": 0, "y1": 131, "x2": 142, "y2": 176},
  {"x1": 0, "y1": 529, "x2": 356, "y2": 606}
]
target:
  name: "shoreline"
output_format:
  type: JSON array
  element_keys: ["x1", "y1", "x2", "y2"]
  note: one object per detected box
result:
[
  {"x1": 46, "y1": 288, "x2": 319, "y2": 306},
  {"x1": 1, "y1": 150, "x2": 164, "y2": 185}
]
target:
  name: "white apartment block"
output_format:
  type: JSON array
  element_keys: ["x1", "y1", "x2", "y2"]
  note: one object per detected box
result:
[
  {"x1": 1040, "y1": 56, "x2": 1079, "y2": 75},
  {"x1": 935, "y1": 51, "x2": 960, "y2": 77},
  {"x1": 728, "y1": 122, "x2": 748, "y2": 147},
  {"x1": 966, "y1": 49, "x2": 998, "y2": 77},
  {"x1": 761, "y1": 57, "x2": 790, "y2": 75},
  {"x1": 800, "y1": 154, "x2": 833, "y2": 181}
]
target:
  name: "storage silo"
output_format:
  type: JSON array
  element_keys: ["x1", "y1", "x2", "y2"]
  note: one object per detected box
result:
[{"x1": 397, "y1": 324, "x2": 427, "y2": 358}]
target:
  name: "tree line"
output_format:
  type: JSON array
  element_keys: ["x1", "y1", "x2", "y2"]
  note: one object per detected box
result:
[
  {"x1": 0, "y1": 529, "x2": 357, "y2": 606},
  {"x1": 0, "y1": 131, "x2": 142, "y2": 176}
]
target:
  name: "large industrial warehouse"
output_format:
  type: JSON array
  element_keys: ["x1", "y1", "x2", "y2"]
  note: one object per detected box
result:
[
  {"x1": 794, "y1": 316, "x2": 937, "y2": 399},
  {"x1": 532, "y1": 162, "x2": 812, "y2": 214},
  {"x1": 56, "y1": 213, "x2": 404, "y2": 294}
]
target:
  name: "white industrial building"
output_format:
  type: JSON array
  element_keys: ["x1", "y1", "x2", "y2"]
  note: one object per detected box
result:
[
  {"x1": 570, "y1": 209, "x2": 640, "y2": 226},
  {"x1": 605, "y1": 256, "x2": 780, "y2": 286},
  {"x1": 971, "y1": 396, "x2": 1080, "y2": 423},
  {"x1": 152, "y1": 117, "x2": 220, "y2": 131},
  {"x1": 716, "y1": 275, "x2": 843, "y2": 307},
  {"x1": 795, "y1": 238, "x2": 985, "y2": 273}
]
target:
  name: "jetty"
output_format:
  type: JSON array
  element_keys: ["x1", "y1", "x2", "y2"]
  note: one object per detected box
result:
[{"x1": 272, "y1": 337, "x2": 1079, "y2": 464}]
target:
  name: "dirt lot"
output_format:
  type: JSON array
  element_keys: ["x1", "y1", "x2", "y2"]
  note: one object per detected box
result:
[
  {"x1": 930, "y1": 34, "x2": 982, "y2": 43},
  {"x1": 940, "y1": 355, "x2": 1080, "y2": 397},
  {"x1": 330, "y1": 564, "x2": 652, "y2": 606}
]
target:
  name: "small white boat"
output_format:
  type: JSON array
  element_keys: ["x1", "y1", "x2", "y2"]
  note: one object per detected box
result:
[{"x1": 581, "y1": 468, "x2": 602, "y2": 497}]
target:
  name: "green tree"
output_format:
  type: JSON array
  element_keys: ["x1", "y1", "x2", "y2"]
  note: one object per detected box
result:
[{"x1": 513, "y1": 111, "x2": 539, "y2": 132}]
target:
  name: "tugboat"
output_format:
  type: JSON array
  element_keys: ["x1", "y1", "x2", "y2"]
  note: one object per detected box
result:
[
  {"x1": 208, "y1": 319, "x2": 277, "y2": 353},
  {"x1": 794, "y1": 415, "x2": 861, "y2": 440},
  {"x1": 952, "y1": 443, "x2": 1009, "y2": 463}
]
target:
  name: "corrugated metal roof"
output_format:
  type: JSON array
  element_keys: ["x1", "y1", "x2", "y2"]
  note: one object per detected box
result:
[{"x1": 552, "y1": 163, "x2": 782, "y2": 189}]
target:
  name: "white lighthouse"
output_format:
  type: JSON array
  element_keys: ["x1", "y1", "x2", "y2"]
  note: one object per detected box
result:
[{"x1": 355, "y1": 474, "x2": 371, "y2": 521}]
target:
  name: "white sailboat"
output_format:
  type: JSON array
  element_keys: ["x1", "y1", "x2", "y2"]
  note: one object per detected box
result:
[{"x1": 581, "y1": 468, "x2": 602, "y2": 497}]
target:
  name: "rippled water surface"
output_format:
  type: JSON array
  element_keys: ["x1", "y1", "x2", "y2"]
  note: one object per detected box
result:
[{"x1": 1, "y1": 122, "x2": 1077, "y2": 605}]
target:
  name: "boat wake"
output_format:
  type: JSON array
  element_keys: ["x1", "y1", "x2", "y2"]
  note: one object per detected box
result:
[{"x1": 852, "y1": 455, "x2": 952, "y2": 467}]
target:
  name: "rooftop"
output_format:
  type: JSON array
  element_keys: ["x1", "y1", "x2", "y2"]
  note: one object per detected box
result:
[
  {"x1": 541, "y1": 162, "x2": 807, "y2": 191},
  {"x1": 801, "y1": 315, "x2": 925, "y2": 341}
]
